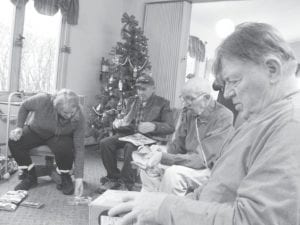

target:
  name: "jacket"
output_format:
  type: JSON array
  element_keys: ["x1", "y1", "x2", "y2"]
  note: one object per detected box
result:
[
  {"x1": 157, "y1": 91, "x2": 300, "y2": 225},
  {"x1": 161, "y1": 101, "x2": 233, "y2": 170},
  {"x1": 116, "y1": 94, "x2": 175, "y2": 139}
]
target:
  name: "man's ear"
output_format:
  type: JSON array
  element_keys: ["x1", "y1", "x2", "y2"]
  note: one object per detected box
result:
[{"x1": 264, "y1": 57, "x2": 282, "y2": 84}]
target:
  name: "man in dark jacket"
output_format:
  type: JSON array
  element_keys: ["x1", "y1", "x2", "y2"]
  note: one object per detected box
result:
[{"x1": 98, "y1": 74, "x2": 174, "y2": 192}]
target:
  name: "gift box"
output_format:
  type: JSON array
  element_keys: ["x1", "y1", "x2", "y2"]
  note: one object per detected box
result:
[
  {"x1": 0, "y1": 155, "x2": 18, "y2": 179},
  {"x1": 0, "y1": 190, "x2": 28, "y2": 211},
  {"x1": 89, "y1": 190, "x2": 139, "y2": 225}
]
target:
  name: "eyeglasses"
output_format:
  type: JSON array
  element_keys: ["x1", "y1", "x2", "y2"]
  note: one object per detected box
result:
[
  {"x1": 136, "y1": 86, "x2": 147, "y2": 91},
  {"x1": 180, "y1": 93, "x2": 207, "y2": 104}
]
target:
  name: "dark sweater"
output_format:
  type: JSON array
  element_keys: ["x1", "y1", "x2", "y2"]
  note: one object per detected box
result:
[{"x1": 17, "y1": 93, "x2": 85, "y2": 178}]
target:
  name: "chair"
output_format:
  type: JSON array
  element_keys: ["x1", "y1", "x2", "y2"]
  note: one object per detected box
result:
[
  {"x1": 29, "y1": 145, "x2": 56, "y2": 178},
  {"x1": 17, "y1": 145, "x2": 60, "y2": 184}
]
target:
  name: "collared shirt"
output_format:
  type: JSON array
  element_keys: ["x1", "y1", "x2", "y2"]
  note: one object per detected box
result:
[
  {"x1": 161, "y1": 101, "x2": 233, "y2": 170},
  {"x1": 157, "y1": 90, "x2": 300, "y2": 225}
]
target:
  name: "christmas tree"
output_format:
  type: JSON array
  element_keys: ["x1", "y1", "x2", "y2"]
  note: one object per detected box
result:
[{"x1": 87, "y1": 13, "x2": 151, "y2": 142}]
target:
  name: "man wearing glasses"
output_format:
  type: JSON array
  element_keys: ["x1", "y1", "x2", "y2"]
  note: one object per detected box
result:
[
  {"x1": 98, "y1": 74, "x2": 174, "y2": 192},
  {"x1": 139, "y1": 77, "x2": 233, "y2": 196}
]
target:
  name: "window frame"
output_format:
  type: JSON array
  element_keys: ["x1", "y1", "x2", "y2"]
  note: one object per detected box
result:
[{"x1": 0, "y1": 1, "x2": 69, "y2": 94}]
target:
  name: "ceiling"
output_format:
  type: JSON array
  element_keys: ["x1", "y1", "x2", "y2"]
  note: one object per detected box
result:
[{"x1": 190, "y1": 0, "x2": 300, "y2": 57}]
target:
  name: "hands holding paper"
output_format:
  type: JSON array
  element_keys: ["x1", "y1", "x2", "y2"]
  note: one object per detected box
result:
[
  {"x1": 146, "y1": 151, "x2": 163, "y2": 168},
  {"x1": 132, "y1": 145, "x2": 164, "y2": 170}
]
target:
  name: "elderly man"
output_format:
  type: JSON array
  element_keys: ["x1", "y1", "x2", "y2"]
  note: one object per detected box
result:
[
  {"x1": 108, "y1": 22, "x2": 300, "y2": 225},
  {"x1": 99, "y1": 74, "x2": 174, "y2": 192},
  {"x1": 138, "y1": 77, "x2": 233, "y2": 196}
]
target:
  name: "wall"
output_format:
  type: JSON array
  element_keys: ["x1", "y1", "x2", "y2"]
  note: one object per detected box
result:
[
  {"x1": 64, "y1": 0, "x2": 125, "y2": 106},
  {"x1": 291, "y1": 41, "x2": 300, "y2": 61},
  {"x1": 123, "y1": 0, "x2": 174, "y2": 25},
  {"x1": 64, "y1": 0, "x2": 177, "y2": 106}
]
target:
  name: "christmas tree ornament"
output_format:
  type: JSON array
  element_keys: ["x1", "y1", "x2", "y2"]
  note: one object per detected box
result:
[
  {"x1": 109, "y1": 76, "x2": 114, "y2": 84},
  {"x1": 96, "y1": 103, "x2": 102, "y2": 111},
  {"x1": 3, "y1": 172, "x2": 10, "y2": 180},
  {"x1": 118, "y1": 80, "x2": 123, "y2": 91},
  {"x1": 133, "y1": 67, "x2": 138, "y2": 78},
  {"x1": 88, "y1": 13, "x2": 151, "y2": 143}
]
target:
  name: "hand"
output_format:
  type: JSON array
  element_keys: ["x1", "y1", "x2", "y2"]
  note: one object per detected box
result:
[
  {"x1": 74, "y1": 178, "x2": 83, "y2": 197},
  {"x1": 113, "y1": 118, "x2": 130, "y2": 129},
  {"x1": 108, "y1": 192, "x2": 167, "y2": 225},
  {"x1": 146, "y1": 151, "x2": 162, "y2": 168},
  {"x1": 138, "y1": 122, "x2": 156, "y2": 134},
  {"x1": 9, "y1": 127, "x2": 23, "y2": 141}
]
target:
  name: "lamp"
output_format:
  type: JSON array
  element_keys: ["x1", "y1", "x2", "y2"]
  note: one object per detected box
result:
[{"x1": 215, "y1": 18, "x2": 235, "y2": 39}]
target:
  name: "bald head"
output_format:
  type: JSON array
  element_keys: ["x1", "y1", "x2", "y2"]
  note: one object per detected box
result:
[{"x1": 181, "y1": 77, "x2": 211, "y2": 97}]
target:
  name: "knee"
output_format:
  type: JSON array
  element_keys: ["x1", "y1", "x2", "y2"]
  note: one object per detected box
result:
[
  {"x1": 163, "y1": 165, "x2": 182, "y2": 179},
  {"x1": 161, "y1": 166, "x2": 188, "y2": 195},
  {"x1": 99, "y1": 137, "x2": 111, "y2": 151},
  {"x1": 124, "y1": 143, "x2": 136, "y2": 158},
  {"x1": 8, "y1": 139, "x2": 18, "y2": 152}
]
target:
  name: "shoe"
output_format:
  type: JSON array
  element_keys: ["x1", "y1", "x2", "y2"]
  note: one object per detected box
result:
[
  {"x1": 129, "y1": 183, "x2": 142, "y2": 192},
  {"x1": 60, "y1": 173, "x2": 74, "y2": 195},
  {"x1": 121, "y1": 182, "x2": 142, "y2": 192},
  {"x1": 97, "y1": 176, "x2": 121, "y2": 194},
  {"x1": 18, "y1": 169, "x2": 26, "y2": 180},
  {"x1": 15, "y1": 168, "x2": 37, "y2": 191},
  {"x1": 51, "y1": 168, "x2": 62, "y2": 185}
]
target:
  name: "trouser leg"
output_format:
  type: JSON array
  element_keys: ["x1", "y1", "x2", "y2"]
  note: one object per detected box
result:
[
  {"x1": 9, "y1": 126, "x2": 44, "y2": 167},
  {"x1": 121, "y1": 142, "x2": 138, "y2": 185},
  {"x1": 46, "y1": 135, "x2": 74, "y2": 171},
  {"x1": 140, "y1": 169, "x2": 162, "y2": 192},
  {"x1": 99, "y1": 134, "x2": 125, "y2": 179},
  {"x1": 159, "y1": 165, "x2": 211, "y2": 196}
]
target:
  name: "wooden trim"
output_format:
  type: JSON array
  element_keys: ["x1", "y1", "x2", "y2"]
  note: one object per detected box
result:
[{"x1": 9, "y1": 3, "x2": 25, "y2": 91}]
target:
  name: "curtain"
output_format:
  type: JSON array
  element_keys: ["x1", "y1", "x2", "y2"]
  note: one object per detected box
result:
[
  {"x1": 34, "y1": 0, "x2": 59, "y2": 16},
  {"x1": 57, "y1": 0, "x2": 79, "y2": 25},
  {"x1": 10, "y1": 0, "x2": 29, "y2": 6},
  {"x1": 188, "y1": 35, "x2": 206, "y2": 62},
  {"x1": 11, "y1": 0, "x2": 79, "y2": 25}
]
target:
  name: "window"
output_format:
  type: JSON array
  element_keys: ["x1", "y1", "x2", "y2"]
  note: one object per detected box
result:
[
  {"x1": 0, "y1": 1, "x2": 15, "y2": 91},
  {"x1": 0, "y1": 1, "x2": 67, "y2": 93},
  {"x1": 20, "y1": 1, "x2": 61, "y2": 92}
]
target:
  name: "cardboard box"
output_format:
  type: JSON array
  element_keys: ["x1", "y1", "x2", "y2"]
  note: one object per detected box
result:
[{"x1": 89, "y1": 190, "x2": 139, "y2": 225}]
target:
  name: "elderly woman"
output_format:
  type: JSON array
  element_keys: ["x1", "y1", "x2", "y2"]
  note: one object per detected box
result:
[{"x1": 8, "y1": 89, "x2": 85, "y2": 196}]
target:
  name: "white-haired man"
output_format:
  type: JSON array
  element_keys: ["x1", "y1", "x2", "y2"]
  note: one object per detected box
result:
[
  {"x1": 138, "y1": 77, "x2": 233, "y2": 196},
  {"x1": 108, "y1": 22, "x2": 300, "y2": 225}
]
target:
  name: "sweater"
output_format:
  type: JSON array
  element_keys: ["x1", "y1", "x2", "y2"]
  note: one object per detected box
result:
[{"x1": 17, "y1": 93, "x2": 85, "y2": 178}]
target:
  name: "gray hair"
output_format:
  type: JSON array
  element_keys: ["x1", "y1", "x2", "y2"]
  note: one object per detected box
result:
[
  {"x1": 53, "y1": 89, "x2": 80, "y2": 110},
  {"x1": 181, "y1": 76, "x2": 211, "y2": 97},
  {"x1": 213, "y1": 22, "x2": 297, "y2": 77}
]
